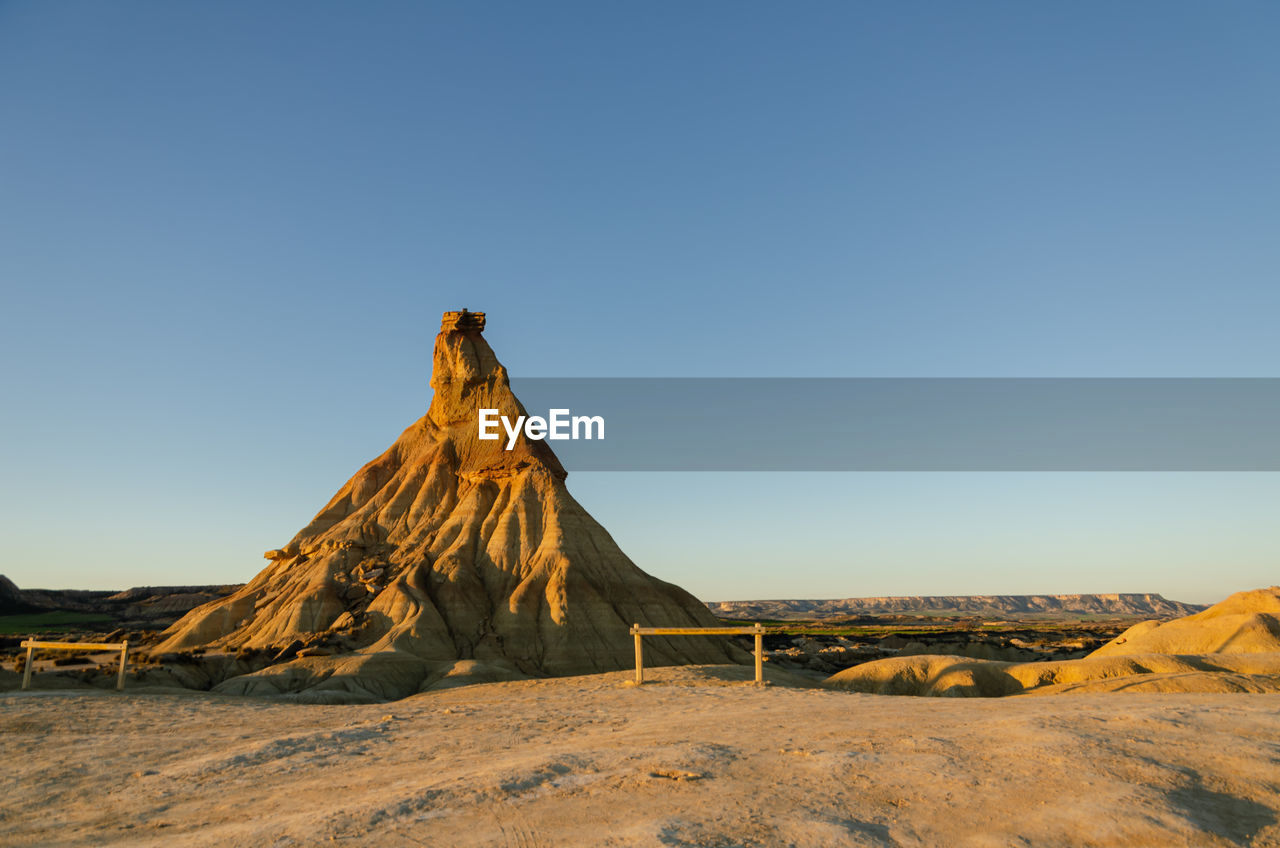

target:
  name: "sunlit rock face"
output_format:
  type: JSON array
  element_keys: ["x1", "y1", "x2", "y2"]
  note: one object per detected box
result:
[{"x1": 157, "y1": 311, "x2": 733, "y2": 697}]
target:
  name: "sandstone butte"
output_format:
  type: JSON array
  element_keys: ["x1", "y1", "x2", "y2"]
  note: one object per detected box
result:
[
  {"x1": 824, "y1": 585, "x2": 1280, "y2": 697},
  {"x1": 155, "y1": 310, "x2": 738, "y2": 701}
]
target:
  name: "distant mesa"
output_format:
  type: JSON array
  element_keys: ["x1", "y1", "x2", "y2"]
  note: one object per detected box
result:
[
  {"x1": 154, "y1": 310, "x2": 736, "y2": 700},
  {"x1": 709, "y1": 594, "x2": 1206, "y2": 621},
  {"x1": 0, "y1": 575, "x2": 240, "y2": 624}
]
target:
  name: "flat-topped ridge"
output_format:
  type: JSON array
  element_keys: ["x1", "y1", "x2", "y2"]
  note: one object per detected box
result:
[{"x1": 708, "y1": 593, "x2": 1206, "y2": 620}]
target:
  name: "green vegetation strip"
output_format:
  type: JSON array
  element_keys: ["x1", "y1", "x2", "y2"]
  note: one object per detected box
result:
[{"x1": 0, "y1": 612, "x2": 115, "y2": 634}]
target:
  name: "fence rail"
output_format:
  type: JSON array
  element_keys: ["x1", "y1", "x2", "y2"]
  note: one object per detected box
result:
[
  {"x1": 630, "y1": 623, "x2": 765, "y2": 685},
  {"x1": 20, "y1": 638, "x2": 129, "y2": 691}
]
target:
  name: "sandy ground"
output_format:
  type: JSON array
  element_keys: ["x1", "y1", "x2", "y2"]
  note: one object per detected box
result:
[{"x1": 2, "y1": 665, "x2": 1278, "y2": 847}]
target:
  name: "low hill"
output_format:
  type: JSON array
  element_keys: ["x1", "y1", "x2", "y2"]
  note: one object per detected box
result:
[
  {"x1": 0, "y1": 576, "x2": 242, "y2": 629},
  {"x1": 1090, "y1": 585, "x2": 1280, "y2": 656},
  {"x1": 823, "y1": 586, "x2": 1280, "y2": 696}
]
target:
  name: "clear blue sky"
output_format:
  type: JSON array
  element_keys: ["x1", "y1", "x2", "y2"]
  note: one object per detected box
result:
[{"x1": 1, "y1": 2, "x2": 1277, "y2": 603}]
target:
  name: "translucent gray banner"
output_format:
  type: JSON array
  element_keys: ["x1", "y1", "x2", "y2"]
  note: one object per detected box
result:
[{"x1": 501, "y1": 378, "x2": 1280, "y2": 471}]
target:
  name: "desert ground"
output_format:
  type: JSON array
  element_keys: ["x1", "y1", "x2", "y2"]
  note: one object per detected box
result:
[{"x1": 2, "y1": 665, "x2": 1278, "y2": 848}]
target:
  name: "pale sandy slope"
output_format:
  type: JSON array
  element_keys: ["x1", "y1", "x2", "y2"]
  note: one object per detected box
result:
[
  {"x1": 2, "y1": 666, "x2": 1279, "y2": 847},
  {"x1": 826, "y1": 586, "x2": 1280, "y2": 698}
]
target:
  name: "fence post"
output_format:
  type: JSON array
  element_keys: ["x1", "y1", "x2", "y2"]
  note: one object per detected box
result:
[
  {"x1": 21, "y1": 637, "x2": 34, "y2": 691},
  {"x1": 116, "y1": 641, "x2": 129, "y2": 691},
  {"x1": 632, "y1": 624, "x2": 643, "y2": 684},
  {"x1": 753, "y1": 623, "x2": 763, "y2": 685}
]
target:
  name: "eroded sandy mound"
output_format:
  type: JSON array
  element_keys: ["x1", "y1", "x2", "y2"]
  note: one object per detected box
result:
[
  {"x1": 1091, "y1": 585, "x2": 1280, "y2": 657},
  {"x1": 824, "y1": 651, "x2": 1280, "y2": 697},
  {"x1": 209, "y1": 653, "x2": 536, "y2": 704},
  {"x1": 825, "y1": 587, "x2": 1280, "y2": 697}
]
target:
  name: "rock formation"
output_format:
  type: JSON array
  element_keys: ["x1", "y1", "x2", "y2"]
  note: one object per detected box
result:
[
  {"x1": 0, "y1": 575, "x2": 33, "y2": 615},
  {"x1": 824, "y1": 586, "x2": 1280, "y2": 696},
  {"x1": 1090, "y1": 585, "x2": 1280, "y2": 657},
  {"x1": 156, "y1": 310, "x2": 736, "y2": 699}
]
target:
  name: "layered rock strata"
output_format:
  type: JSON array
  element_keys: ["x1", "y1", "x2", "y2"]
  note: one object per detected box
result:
[{"x1": 156, "y1": 310, "x2": 735, "y2": 699}]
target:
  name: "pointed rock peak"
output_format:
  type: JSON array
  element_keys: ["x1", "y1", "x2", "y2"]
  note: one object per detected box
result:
[
  {"x1": 430, "y1": 309, "x2": 505, "y2": 413},
  {"x1": 153, "y1": 310, "x2": 732, "y2": 698},
  {"x1": 426, "y1": 309, "x2": 563, "y2": 477}
]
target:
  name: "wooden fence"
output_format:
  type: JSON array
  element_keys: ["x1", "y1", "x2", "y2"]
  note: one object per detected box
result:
[
  {"x1": 630, "y1": 623, "x2": 765, "y2": 686},
  {"x1": 20, "y1": 639, "x2": 130, "y2": 691}
]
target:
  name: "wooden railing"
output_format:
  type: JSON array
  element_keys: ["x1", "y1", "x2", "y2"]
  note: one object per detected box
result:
[
  {"x1": 20, "y1": 639, "x2": 130, "y2": 691},
  {"x1": 630, "y1": 623, "x2": 765, "y2": 686}
]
